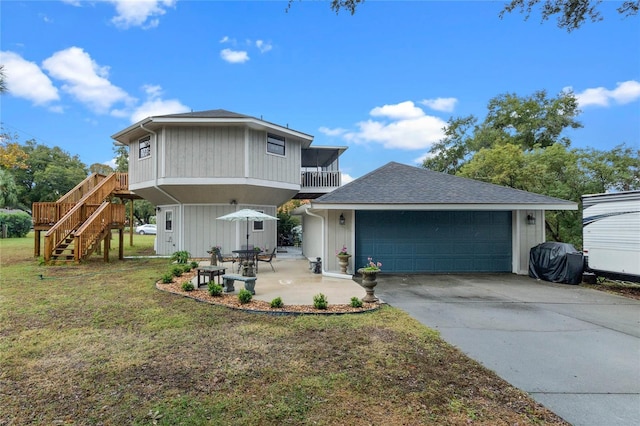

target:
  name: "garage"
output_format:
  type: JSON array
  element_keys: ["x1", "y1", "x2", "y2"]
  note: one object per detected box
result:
[
  {"x1": 356, "y1": 210, "x2": 512, "y2": 273},
  {"x1": 304, "y1": 162, "x2": 577, "y2": 276}
]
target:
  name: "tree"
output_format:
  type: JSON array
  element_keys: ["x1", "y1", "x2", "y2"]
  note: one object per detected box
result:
[
  {"x1": 112, "y1": 144, "x2": 129, "y2": 172},
  {"x1": 317, "y1": 0, "x2": 638, "y2": 31},
  {"x1": 500, "y1": 0, "x2": 639, "y2": 32},
  {"x1": 0, "y1": 65, "x2": 7, "y2": 94},
  {"x1": 0, "y1": 129, "x2": 28, "y2": 170},
  {"x1": 0, "y1": 169, "x2": 19, "y2": 208},
  {"x1": 89, "y1": 163, "x2": 114, "y2": 175},
  {"x1": 10, "y1": 140, "x2": 87, "y2": 208},
  {"x1": 423, "y1": 90, "x2": 581, "y2": 174},
  {"x1": 455, "y1": 141, "x2": 639, "y2": 247}
]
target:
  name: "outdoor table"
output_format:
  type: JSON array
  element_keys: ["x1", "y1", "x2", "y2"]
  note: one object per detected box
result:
[
  {"x1": 196, "y1": 265, "x2": 226, "y2": 286},
  {"x1": 232, "y1": 249, "x2": 262, "y2": 274}
]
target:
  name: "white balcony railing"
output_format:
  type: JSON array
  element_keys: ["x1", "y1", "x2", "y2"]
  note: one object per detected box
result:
[{"x1": 300, "y1": 171, "x2": 341, "y2": 189}]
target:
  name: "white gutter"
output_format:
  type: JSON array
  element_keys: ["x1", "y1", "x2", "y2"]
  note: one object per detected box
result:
[{"x1": 304, "y1": 207, "x2": 351, "y2": 279}]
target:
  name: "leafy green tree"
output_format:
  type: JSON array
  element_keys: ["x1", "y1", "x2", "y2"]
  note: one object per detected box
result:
[
  {"x1": 424, "y1": 90, "x2": 581, "y2": 174},
  {"x1": 0, "y1": 169, "x2": 19, "y2": 208},
  {"x1": 456, "y1": 141, "x2": 639, "y2": 247},
  {"x1": 113, "y1": 144, "x2": 129, "y2": 172},
  {"x1": 319, "y1": 0, "x2": 638, "y2": 31},
  {"x1": 89, "y1": 162, "x2": 114, "y2": 175},
  {"x1": 500, "y1": 0, "x2": 639, "y2": 32},
  {"x1": 578, "y1": 144, "x2": 640, "y2": 193},
  {"x1": 10, "y1": 140, "x2": 87, "y2": 208}
]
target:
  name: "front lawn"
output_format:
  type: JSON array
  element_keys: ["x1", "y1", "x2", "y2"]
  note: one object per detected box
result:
[{"x1": 0, "y1": 234, "x2": 567, "y2": 425}]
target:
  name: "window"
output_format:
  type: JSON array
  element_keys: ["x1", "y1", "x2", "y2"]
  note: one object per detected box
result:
[
  {"x1": 139, "y1": 136, "x2": 151, "y2": 159},
  {"x1": 165, "y1": 210, "x2": 173, "y2": 231},
  {"x1": 267, "y1": 133, "x2": 285, "y2": 156},
  {"x1": 253, "y1": 210, "x2": 264, "y2": 231}
]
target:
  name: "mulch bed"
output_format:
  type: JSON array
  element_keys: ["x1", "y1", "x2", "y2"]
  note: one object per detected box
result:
[{"x1": 156, "y1": 271, "x2": 380, "y2": 315}]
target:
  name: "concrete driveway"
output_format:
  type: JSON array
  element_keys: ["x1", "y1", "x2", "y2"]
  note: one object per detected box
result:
[{"x1": 374, "y1": 274, "x2": 640, "y2": 426}]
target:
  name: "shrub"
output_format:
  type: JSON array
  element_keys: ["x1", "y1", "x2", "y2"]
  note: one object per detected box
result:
[
  {"x1": 181, "y1": 264, "x2": 192, "y2": 273},
  {"x1": 270, "y1": 297, "x2": 284, "y2": 308},
  {"x1": 170, "y1": 265, "x2": 183, "y2": 277},
  {"x1": 161, "y1": 273, "x2": 173, "y2": 284},
  {"x1": 0, "y1": 210, "x2": 31, "y2": 238},
  {"x1": 190, "y1": 261, "x2": 199, "y2": 269},
  {"x1": 313, "y1": 293, "x2": 328, "y2": 310},
  {"x1": 208, "y1": 282, "x2": 223, "y2": 296},
  {"x1": 238, "y1": 289, "x2": 253, "y2": 304},
  {"x1": 171, "y1": 250, "x2": 190, "y2": 264},
  {"x1": 350, "y1": 297, "x2": 363, "y2": 308},
  {"x1": 182, "y1": 282, "x2": 194, "y2": 291}
]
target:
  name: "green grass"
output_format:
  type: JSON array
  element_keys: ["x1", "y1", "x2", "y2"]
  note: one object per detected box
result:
[{"x1": 0, "y1": 234, "x2": 568, "y2": 425}]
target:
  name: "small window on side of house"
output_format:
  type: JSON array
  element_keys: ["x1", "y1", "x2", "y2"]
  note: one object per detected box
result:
[
  {"x1": 253, "y1": 210, "x2": 264, "y2": 231},
  {"x1": 267, "y1": 133, "x2": 285, "y2": 156},
  {"x1": 165, "y1": 210, "x2": 173, "y2": 231},
  {"x1": 139, "y1": 136, "x2": 151, "y2": 159}
]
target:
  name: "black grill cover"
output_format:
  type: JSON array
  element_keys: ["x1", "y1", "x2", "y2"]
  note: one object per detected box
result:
[{"x1": 529, "y1": 242, "x2": 584, "y2": 285}]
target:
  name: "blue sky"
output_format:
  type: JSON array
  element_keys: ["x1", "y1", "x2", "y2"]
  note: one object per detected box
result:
[{"x1": 1, "y1": 1, "x2": 639, "y2": 183}]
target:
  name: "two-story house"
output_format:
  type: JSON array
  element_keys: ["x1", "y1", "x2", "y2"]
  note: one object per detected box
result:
[{"x1": 111, "y1": 109, "x2": 346, "y2": 258}]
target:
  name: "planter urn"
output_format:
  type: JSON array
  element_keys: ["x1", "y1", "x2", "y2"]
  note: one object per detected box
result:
[
  {"x1": 358, "y1": 268, "x2": 380, "y2": 302},
  {"x1": 337, "y1": 254, "x2": 351, "y2": 274}
]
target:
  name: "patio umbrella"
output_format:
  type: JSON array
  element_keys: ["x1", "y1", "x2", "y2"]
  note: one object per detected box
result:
[{"x1": 216, "y1": 208, "x2": 278, "y2": 250}]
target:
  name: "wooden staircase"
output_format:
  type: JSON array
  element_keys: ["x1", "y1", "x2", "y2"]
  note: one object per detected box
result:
[{"x1": 33, "y1": 173, "x2": 136, "y2": 263}]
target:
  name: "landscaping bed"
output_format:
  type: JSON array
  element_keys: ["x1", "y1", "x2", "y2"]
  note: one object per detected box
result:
[{"x1": 157, "y1": 270, "x2": 380, "y2": 314}]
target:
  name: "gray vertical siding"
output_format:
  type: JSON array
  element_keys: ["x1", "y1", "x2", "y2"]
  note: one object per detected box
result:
[
  {"x1": 163, "y1": 126, "x2": 245, "y2": 178},
  {"x1": 183, "y1": 204, "x2": 278, "y2": 258},
  {"x1": 248, "y1": 129, "x2": 301, "y2": 184},
  {"x1": 128, "y1": 133, "x2": 155, "y2": 184}
]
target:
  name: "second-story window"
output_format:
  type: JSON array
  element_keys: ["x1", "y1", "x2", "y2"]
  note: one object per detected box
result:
[
  {"x1": 267, "y1": 133, "x2": 285, "y2": 156},
  {"x1": 139, "y1": 136, "x2": 151, "y2": 159}
]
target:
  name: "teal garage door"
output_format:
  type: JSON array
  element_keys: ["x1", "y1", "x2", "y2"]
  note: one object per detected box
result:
[{"x1": 355, "y1": 211, "x2": 512, "y2": 273}]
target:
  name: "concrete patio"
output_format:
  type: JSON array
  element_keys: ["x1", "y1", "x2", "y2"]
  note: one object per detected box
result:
[{"x1": 192, "y1": 247, "x2": 370, "y2": 306}]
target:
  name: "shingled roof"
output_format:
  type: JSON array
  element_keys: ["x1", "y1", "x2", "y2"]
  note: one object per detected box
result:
[
  {"x1": 313, "y1": 162, "x2": 576, "y2": 208},
  {"x1": 157, "y1": 109, "x2": 252, "y2": 119}
]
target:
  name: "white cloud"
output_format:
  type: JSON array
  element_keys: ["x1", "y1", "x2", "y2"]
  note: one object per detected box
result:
[
  {"x1": 343, "y1": 101, "x2": 447, "y2": 150},
  {"x1": 0, "y1": 51, "x2": 60, "y2": 105},
  {"x1": 42, "y1": 46, "x2": 133, "y2": 114},
  {"x1": 341, "y1": 173, "x2": 355, "y2": 185},
  {"x1": 128, "y1": 84, "x2": 190, "y2": 123},
  {"x1": 220, "y1": 48, "x2": 249, "y2": 64},
  {"x1": 256, "y1": 40, "x2": 273, "y2": 53},
  {"x1": 220, "y1": 36, "x2": 231, "y2": 43},
  {"x1": 370, "y1": 101, "x2": 424, "y2": 120},
  {"x1": 571, "y1": 80, "x2": 640, "y2": 107},
  {"x1": 318, "y1": 126, "x2": 348, "y2": 137},
  {"x1": 420, "y1": 97, "x2": 457, "y2": 112},
  {"x1": 108, "y1": 0, "x2": 176, "y2": 29}
]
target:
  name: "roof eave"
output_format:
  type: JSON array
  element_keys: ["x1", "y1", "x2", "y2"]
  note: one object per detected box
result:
[
  {"x1": 309, "y1": 202, "x2": 578, "y2": 211},
  {"x1": 111, "y1": 116, "x2": 314, "y2": 145}
]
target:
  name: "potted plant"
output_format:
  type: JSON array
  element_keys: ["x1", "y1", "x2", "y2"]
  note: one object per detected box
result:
[
  {"x1": 357, "y1": 257, "x2": 382, "y2": 302},
  {"x1": 207, "y1": 245, "x2": 221, "y2": 265},
  {"x1": 336, "y1": 245, "x2": 351, "y2": 274}
]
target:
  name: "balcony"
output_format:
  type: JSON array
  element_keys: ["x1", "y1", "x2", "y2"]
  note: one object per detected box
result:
[{"x1": 295, "y1": 171, "x2": 341, "y2": 199}]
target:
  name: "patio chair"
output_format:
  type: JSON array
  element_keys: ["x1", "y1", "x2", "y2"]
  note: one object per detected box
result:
[
  {"x1": 216, "y1": 250, "x2": 237, "y2": 270},
  {"x1": 257, "y1": 248, "x2": 277, "y2": 272}
]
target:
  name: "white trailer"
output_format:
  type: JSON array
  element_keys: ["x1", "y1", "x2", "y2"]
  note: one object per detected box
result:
[{"x1": 582, "y1": 191, "x2": 640, "y2": 281}]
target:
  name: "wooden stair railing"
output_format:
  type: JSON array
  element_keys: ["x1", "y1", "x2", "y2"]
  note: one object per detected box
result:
[
  {"x1": 74, "y1": 202, "x2": 125, "y2": 262},
  {"x1": 43, "y1": 173, "x2": 124, "y2": 262},
  {"x1": 57, "y1": 173, "x2": 107, "y2": 205},
  {"x1": 33, "y1": 173, "x2": 129, "y2": 227}
]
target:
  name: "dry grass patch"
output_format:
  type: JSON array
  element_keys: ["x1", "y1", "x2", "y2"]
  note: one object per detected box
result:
[{"x1": 1, "y1": 235, "x2": 568, "y2": 425}]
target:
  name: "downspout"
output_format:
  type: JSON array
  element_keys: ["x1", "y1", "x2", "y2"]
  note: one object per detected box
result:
[
  {"x1": 305, "y1": 208, "x2": 349, "y2": 279},
  {"x1": 140, "y1": 123, "x2": 183, "y2": 250}
]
